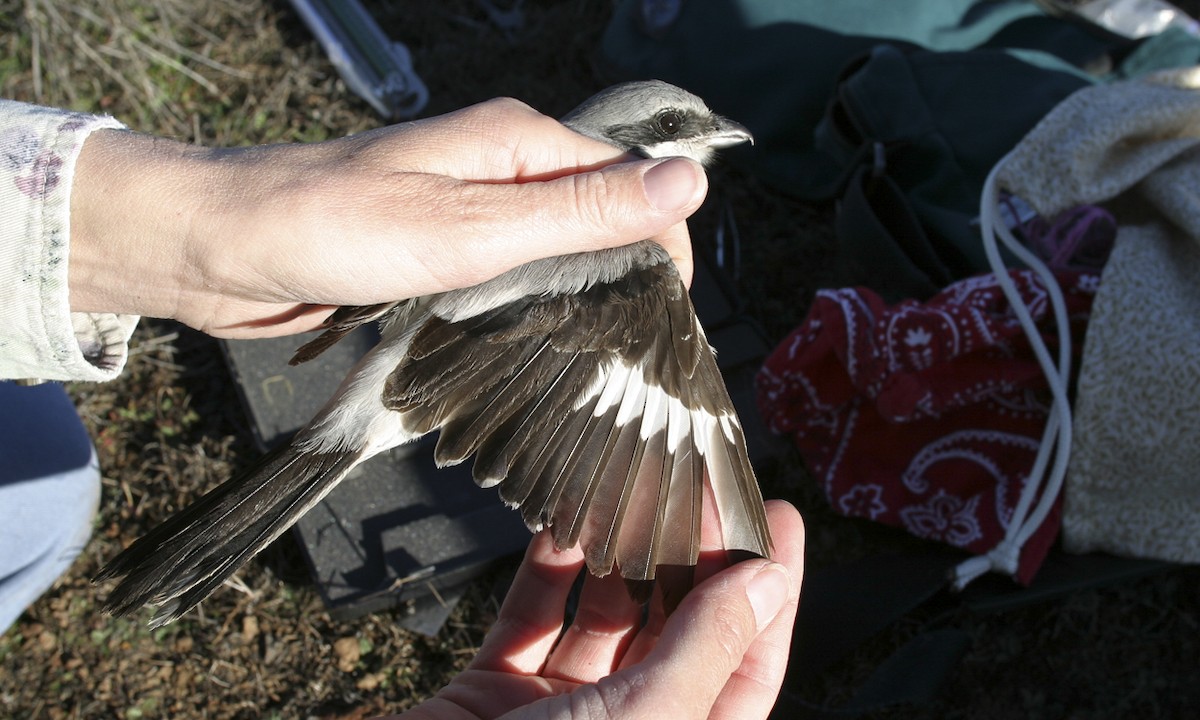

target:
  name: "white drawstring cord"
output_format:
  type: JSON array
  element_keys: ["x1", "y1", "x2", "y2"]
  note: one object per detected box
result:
[{"x1": 951, "y1": 153, "x2": 1076, "y2": 590}]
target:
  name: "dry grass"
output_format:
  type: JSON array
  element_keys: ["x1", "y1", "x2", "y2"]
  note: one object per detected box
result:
[{"x1": 2, "y1": 1, "x2": 1200, "y2": 718}]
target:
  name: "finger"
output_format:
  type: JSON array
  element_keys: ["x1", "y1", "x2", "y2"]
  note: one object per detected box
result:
[
  {"x1": 383, "y1": 97, "x2": 625, "y2": 179},
  {"x1": 648, "y1": 502, "x2": 803, "y2": 720},
  {"x1": 651, "y1": 221, "x2": 695, "y2": 288},
  {"x1": 582, "y1": 554, "x2": 795, "y2": 720},
  {"x1": 542, "y1": 570, "x2": 643, "y2": 684},
  {"x1": 710, "y1": 500, "x2": 805, "y2": 720},
  {"x1": 398, "y1": 99, "x2": 702, "y2": 288},
  {"x1": 469, "y1": 530, "x2": 585, "y2": 675},
  {"x1": 627, "y1": 478, "x2": 730, "y2": 667},
  {"x1": 400, "y1": 156, "x2": 708, "y2": 295},
  {"x1": 619, "y1": 490, "x2": 773, "y2": 670},
  {"x1": 199, "y1": 302, "x2": 337, "y2": 338}
]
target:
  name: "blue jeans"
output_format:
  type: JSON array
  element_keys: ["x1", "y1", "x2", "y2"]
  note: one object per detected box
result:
[{"x1": 0, "y1": 382, "x2": 99, "y2": 633}]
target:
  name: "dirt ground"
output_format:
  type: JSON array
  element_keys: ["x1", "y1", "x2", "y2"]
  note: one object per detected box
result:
[{"x1": 2, "y1": 1, "x2": 1200, "y2": 718}]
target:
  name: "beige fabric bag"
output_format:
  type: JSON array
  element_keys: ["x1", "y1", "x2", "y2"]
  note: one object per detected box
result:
[{"x1": 996, "y1": 69, "x2": 1200, "y2": 562}]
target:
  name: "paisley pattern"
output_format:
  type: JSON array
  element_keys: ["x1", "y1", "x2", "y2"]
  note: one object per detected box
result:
[{"x1": 758, "y1": 269, "x2": 1097, "y2": 583}]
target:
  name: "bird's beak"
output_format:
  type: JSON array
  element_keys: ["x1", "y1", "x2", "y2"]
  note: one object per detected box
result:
[{"x1": 707, "y1": 117, "x2": 754, "y2": 149}]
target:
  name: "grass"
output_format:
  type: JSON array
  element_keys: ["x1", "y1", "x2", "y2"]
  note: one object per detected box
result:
[{"x1": 2, "y1": 0, "x2": 1200, "y2": 718}]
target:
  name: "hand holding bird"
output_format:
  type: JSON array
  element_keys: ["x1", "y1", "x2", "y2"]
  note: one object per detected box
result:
[{"x1": 91, "y1": 81, "x2": 772, "y2": 628}]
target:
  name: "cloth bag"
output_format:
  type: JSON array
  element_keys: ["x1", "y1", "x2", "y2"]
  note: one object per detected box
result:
[{"x1": 993, "y1": 68, "x2": 1200, "y2": 563}]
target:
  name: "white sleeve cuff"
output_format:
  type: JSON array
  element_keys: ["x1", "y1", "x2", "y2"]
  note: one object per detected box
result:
[{"x1": 0, "y1": 100, "x2": 139, "y2": 383}]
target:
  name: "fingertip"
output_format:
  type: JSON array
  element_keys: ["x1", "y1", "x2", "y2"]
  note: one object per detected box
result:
[
  {"x1": 526, "y1": 526, "x2": 585, "y2": 570},
  {"x1": 471, "y1": 531, "x2": 583, "y2": 674},
  {"x1": 763, "y1": 500, "x2": 806, "y2": 567},
  {"x1": 642, "y1": 157, "x2": 707, "y2": 213},
  {"x1": 628, "y1": 559, "x2": 779, "y2": 716},
  {"x1": 745, "y1": 563, "x2": 791, "y2": 633}
]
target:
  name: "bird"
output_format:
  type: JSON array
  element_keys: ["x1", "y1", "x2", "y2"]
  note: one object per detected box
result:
[{"x1": 95, "y1": 79, "x2": 772, "y2": 628}]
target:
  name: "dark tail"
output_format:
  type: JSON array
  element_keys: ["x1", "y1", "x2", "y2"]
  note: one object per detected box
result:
[{"x1": 95, "y1": 443, "x2": 362, "y2": 628}]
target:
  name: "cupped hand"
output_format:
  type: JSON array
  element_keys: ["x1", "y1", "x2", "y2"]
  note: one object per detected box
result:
[
  {"x1": 67, "y1": 97, "x2": 705, "y2": 337},
  {"x1": 388, "y1": 500, "x2": 803, "y2": 720}
]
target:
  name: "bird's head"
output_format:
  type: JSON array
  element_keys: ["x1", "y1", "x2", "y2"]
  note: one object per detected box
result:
[{"x1": 561, "y1": 80, "x2": 753, "y2": 165}]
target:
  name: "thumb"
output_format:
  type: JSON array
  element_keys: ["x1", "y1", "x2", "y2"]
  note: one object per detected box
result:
[
  {"x1": 590, "y1": 560, "x2": 793, "y2": 719},
  {"x1": 537, "y1": 156, "x2": 707, "y2": 250},
  {"x1": 464, "y1": 156, "x2": 706, "y2": 271}
]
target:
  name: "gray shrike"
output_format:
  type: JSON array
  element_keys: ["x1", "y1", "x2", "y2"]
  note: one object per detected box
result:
[{"x1": 97, "y1": 80, "x2": 772, "y2": 627}]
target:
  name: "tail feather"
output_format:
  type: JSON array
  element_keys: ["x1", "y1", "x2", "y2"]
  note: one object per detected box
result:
[{"x1": 96, "y1": 444, "x2": 362, "y2": 627}]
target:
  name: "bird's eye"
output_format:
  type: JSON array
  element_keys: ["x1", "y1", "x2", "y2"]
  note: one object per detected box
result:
[{"x1": 656, "y1": 111, "x2": 682, "y2": 136}]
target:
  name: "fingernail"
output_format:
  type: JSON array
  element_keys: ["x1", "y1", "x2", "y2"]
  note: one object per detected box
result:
[
  {"x1": 642, "y1": 158, "x2": 703, "y2": 212},
  {"x1": 746, "y1": 563, "x2": 791, "y2": 632}
]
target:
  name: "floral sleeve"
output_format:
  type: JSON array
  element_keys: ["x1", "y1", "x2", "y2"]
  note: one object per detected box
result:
[{"x1": 0, "y1": 99, "x2": 139, "y2": 383}]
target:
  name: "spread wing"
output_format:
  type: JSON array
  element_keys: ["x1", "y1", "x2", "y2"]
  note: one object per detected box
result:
[{"x1": 381, "y1": 245, "x2": 772, "y2": 586}]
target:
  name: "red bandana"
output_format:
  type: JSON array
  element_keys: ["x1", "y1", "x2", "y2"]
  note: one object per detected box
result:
[{"x1": 757, "y1": 269, "x2": 1098, "y2": 583}]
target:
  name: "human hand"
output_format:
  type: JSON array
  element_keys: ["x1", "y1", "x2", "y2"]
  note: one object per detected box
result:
[
  {"x1": 390, "y1": 500, "x2": 803, "y2": 720},
  {"x1": 66, "y1": 97, "x2": 706, "y2": 338}
]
